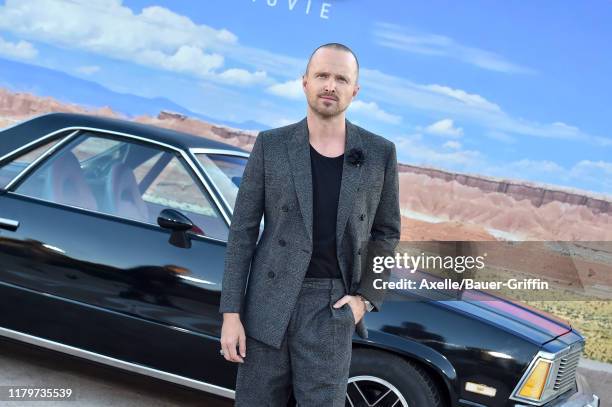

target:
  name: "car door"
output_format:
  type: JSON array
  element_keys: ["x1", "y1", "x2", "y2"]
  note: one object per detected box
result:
[{"x1": 0, "y1": 130, "x2": 238, "y2": 391}]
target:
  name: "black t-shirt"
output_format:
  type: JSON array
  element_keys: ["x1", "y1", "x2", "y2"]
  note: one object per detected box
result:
[{"x1": 305, "y1": 144, "x2": 344, "y2": 279}]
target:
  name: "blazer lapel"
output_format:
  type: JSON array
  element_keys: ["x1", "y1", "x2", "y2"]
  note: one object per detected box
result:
[
  {"x1": 336, "y1": 119, "x2": 364, "y2": 249},
  {"x1": 286, "y1": 118, "x2": 314, "y2": 243}
]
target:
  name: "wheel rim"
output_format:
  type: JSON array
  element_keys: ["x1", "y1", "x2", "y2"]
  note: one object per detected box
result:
[{"x1": 346, "y1": 375, "x2": 409, "y2": 407}]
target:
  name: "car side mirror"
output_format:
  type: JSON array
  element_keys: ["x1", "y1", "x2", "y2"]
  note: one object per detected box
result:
[
  {"x1": 157, "y1": 209, "x2": 193, "y2": 249},
  {"x1": 231, "y1": 176, "x2": 242, "y2": 187}
]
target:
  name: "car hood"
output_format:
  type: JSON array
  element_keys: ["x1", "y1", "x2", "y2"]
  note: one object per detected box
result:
[
  {"x1": 389, "y1": 268, "x2": 574, "y2": 345},
  {"x1": 437, "y1": 290, "x2": 573, "y2": 344}
]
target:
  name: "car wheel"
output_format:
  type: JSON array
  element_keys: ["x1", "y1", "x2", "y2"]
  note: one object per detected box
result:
[{"x1": 346, "y1": 348, "x2": 444, "y2": 407}]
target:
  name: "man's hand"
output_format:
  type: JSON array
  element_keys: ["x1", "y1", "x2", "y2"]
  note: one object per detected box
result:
[
  {"x1": 221, "y1": 313, "x2": 246, "y2": 363},
  {"x1": 333, "y1": 295, "x2": 366, "y2": 324}
]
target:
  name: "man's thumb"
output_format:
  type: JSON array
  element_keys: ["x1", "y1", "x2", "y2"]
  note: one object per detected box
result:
[{"x1": 239, "y1": 334, "x2": 246, "y2": 357}]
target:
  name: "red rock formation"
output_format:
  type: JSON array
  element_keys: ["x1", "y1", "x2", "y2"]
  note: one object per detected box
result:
[
  {"x1": 399, "y1": 163, "x2": 611, "y2": 215},
  {"x1": 0, "y1": 88, "x2": 123, "y2": 120},
  {"x1": 398, "y1": 172, "x2": 612, "y2": 241}
]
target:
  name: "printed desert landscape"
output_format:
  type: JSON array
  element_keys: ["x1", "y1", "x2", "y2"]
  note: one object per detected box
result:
[{"x1": 1, "y1": 88, "x2": 611, "y2": 362}]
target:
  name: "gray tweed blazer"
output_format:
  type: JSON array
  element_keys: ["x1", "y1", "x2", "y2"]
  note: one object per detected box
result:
[{"x1": 219, "y1": 117, "x2": 401, "y2": 349}]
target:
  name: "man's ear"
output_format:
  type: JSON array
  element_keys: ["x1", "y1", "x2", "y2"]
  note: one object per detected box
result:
[
  {"x1": 302, "y1": 74, "x2": 307, "y2": 90},
  {"x1": 352, "y1": 84, "x2": 361, "y2": 98}
]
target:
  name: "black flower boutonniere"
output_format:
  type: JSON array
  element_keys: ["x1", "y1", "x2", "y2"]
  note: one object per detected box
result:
[{"x1": 347, "y1": 147, "x2": 365, "y2": 167}]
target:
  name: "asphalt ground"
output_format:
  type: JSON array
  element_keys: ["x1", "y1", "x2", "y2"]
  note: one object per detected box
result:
[{"x1": 0, "y1": 338, "x2": 610, "y2": 406}]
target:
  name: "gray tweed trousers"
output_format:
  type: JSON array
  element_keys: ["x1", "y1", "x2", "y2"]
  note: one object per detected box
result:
[{"x1": 234, "y1": 277, "x2": 355, "y2": 407}]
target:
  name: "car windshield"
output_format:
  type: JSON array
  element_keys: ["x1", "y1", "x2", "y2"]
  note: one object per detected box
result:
[{"x1": 195, "y1": 153, "x2": 247, "y2": 212}]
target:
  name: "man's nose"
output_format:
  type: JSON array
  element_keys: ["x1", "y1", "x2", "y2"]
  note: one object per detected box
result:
[{"x1": 324, "y1": 79, "x2": 336, "y2": 93}]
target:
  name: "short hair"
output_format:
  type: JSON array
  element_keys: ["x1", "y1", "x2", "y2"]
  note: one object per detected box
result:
[{"x1": 305, "y1": 43, "x2": 359, "y2": 83}]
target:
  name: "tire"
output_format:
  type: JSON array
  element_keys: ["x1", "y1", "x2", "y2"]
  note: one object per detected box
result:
[{"x1": 346, "y1": 348, "x2": 444, "y2": 407}]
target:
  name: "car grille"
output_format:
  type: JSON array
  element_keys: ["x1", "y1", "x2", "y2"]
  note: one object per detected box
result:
[{"x1": 553, "y1": 345, "x2": 582, "y2": 394}]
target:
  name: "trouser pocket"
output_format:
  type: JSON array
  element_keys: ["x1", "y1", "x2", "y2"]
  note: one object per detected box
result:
[{"x1": 329, "y1": 291, "x2": 356, "y2": 332}]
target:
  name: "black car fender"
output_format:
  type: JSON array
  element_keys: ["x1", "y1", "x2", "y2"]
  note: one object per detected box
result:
[{"x1": 353, "y1": 329, "x2": 459, "y2": 403}]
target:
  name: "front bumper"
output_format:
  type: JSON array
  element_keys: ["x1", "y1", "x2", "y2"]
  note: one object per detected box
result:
[{"x1": 514, "y1": 372, "x2": 599, "y2": 407}]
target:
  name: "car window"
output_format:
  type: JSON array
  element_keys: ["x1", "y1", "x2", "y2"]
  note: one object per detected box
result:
[
  {"x1": 195, "y1": 152, "x2": 264, "y2": 235},
  {"x1": 0, "y1": 139, "x2": 60, "y2": 189},
  {"x1": 141, "y1": 156, "x2": 228, "y2": 239},
  {"x1": 15, "y1": 133, "x2": 229, "y2": 241},
  {"x1": 133, "y1": 150, "x2": 165, "y2": 184},
  {"x1": 195, "y1": 153, "x2": 247, "y2": 212},
  {"x1": 73, "y1": 137, "x2": 122, "y2": 161}
]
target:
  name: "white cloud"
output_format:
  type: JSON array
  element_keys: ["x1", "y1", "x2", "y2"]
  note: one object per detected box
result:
[
  {"x1": 394, "y1": 133, "x2": 482, "y2": 168},
  {"x1": 266, "y1": 78, "x2": 303, "y2": 100},
  {"x1": 505, "y1": 159, "x2": 565, "y2": 174},
  {"x1": 594, "y1": 136, "x2": 612, "y2": 147},
  {"x1": 75, "y1": 65, "x2": 100, "y2": 75},
  {"x1": 213, "y1": 68, "x2": 268, "y2": 86},
  {"x1": 373, "y1": 22, "x2": 535, "y2": 74},
  {"x1": 443, "y1": 140, "x2": 462, "y2": 149},
  {"x1": 483, "y1": 158, "x2": 612, "y2": 194},
  {"x1": 569, "y1": 160, "x2": 612, "y2": 191},
  {"x1": 349, "y1": 100, "x2": 402, "y2": 125},
  {"x1": 425, "y1": 118, "x2": 464, "y2": 137},
  {"x1": 222, "y1": 45, "x2": 305, "y2": 79},
  {"x1": 423, "y1": 84, "x2": 501, "y2": 113},
  {"x1": 139, "y1": 45, "x2": 223, "y2": 75},
  {"x1": 360, "y1": 68, "x2": 502, "y2": 120},
  {"x1": 485, "y1": 131, "x2": 516, "y2": 144},
  {"x1": 0, "y1": 0, "x2": 270, "y2": 85},
  {"x1": 360, "y1": 68, "x2": 611, "y2": 147},
  {"x1": 0, "y1": 35, "x2": 37, "y2": 59},
  {"x1": 571, "y1": 160, "x2": 612, "y2": 175},
  {"x1": 388, "y1": 133, "x2": 422, "y2": 144}
]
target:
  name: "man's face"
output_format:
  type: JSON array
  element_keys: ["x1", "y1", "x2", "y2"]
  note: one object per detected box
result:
[{"x1": 303, "y1": 48, "x2": 360, "y2": 119}]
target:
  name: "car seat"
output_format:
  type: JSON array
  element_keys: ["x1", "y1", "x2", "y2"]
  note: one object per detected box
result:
[
  {"x1": 103, "y1": 162, "x2": 149, "y2": 222},
  {"x1": 42, "y1": 151, "x2": 98, "y2": 211}
]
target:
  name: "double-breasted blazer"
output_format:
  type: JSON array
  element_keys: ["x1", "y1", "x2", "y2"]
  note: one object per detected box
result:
[{"x1": 219, "y1": 117, "x2": 401, "y2": 349}]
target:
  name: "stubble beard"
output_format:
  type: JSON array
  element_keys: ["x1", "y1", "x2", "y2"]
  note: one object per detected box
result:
[{"x1": 308, "y1": 96, "x2": 349, "y2": 119}]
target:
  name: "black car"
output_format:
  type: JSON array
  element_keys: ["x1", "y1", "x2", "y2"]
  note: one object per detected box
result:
[{"x1": 0, "y1": 113, "x2": 600, "y2": 406}]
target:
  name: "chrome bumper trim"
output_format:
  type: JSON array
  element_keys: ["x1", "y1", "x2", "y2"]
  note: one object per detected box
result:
[{"x1": 0, "y1": 326, "x2": 235, "y2": 399}]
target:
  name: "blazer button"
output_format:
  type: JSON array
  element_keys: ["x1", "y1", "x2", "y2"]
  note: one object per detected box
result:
[
  {"x1": 359, "y1": 214, "x2": 365, "y2": 221},
  {"x1": 281, "y1": 205, "x2": 288, "y2": 212},
  {"x1": 268, "y1": 271, "x2": 275, "y2": 278},
  {"x1": 278, "y1": 239, "x2": 286, "y2": 247},
  {"x1": 357, "y1": 248, "x2": 362, "y2": 255}
]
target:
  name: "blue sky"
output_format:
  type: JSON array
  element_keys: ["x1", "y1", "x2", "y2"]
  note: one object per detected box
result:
[{"x1": 0, "y1": 0, "x2": 610, "y2": 195}]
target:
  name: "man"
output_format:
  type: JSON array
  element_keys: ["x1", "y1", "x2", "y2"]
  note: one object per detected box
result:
[{"x1": 219, "y1": 43, "x2": 400, "y2": 406}]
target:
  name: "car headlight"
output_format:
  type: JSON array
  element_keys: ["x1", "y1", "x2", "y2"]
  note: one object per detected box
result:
[
  {"x1": 511, "y1": 342, "x2": 583, "y2": 405},
  {"x1": 517, "y1": 359, "x2": 552, "y2": 399}
]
